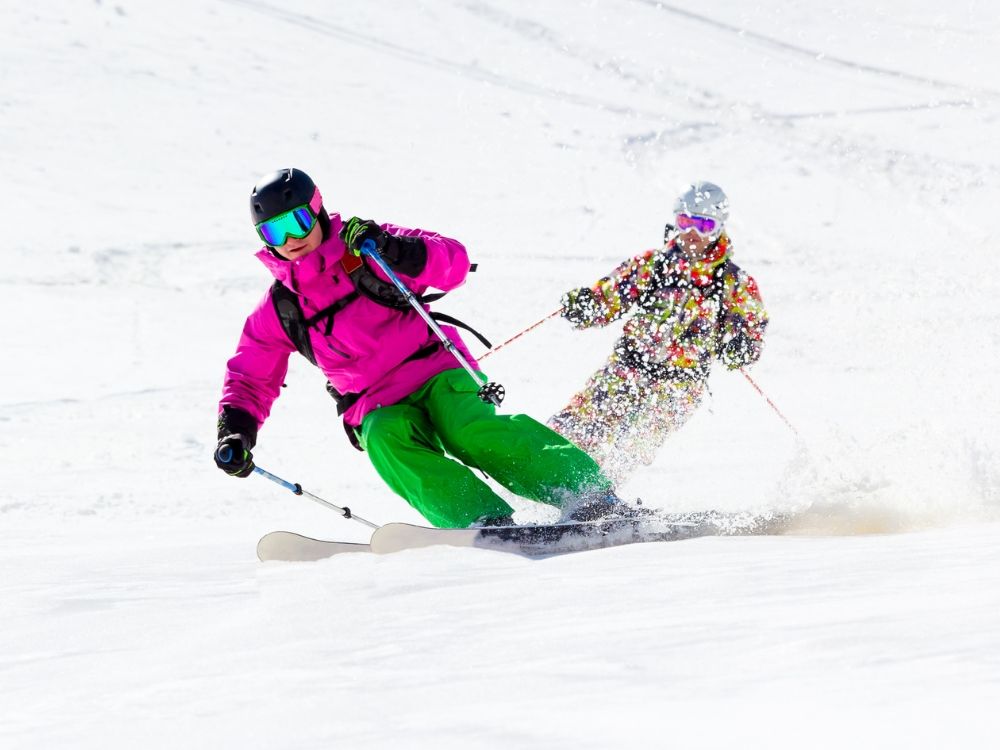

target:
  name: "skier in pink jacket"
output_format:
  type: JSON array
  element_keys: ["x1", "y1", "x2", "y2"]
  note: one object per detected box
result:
[{"x1": 215, "y1": 168, "x2": 622, "y2": 527}]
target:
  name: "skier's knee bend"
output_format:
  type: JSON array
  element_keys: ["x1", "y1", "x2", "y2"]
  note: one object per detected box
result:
[{"x1": 448, "y1": 413, "x2": 554, "y2": 471}]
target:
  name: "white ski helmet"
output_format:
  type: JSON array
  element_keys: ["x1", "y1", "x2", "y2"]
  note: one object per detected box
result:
[{"x1": 673, "y1": 181, "x2": 730, "y2": 225}]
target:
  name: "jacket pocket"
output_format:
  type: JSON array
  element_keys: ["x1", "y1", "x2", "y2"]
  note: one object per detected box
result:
[{"x1": 323, "y1": 340, "x2": 353, "y2": 359}]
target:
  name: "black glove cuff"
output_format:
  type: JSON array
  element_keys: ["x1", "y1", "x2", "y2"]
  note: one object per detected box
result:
[
  {"x1": 720, "y1": 333, "x2": 757, "y2": 368},
  {"x1": 563, "y1": 288, "x2": 597, "y2": 324},
  {"x1": 383, "y1": 235, "x2": 427, "y2": 276},
  {"x1": 217, "y1": 405, "x2": 258, "y2": 447}
]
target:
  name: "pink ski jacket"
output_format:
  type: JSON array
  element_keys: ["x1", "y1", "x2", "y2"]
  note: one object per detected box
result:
[{"x1": 219, "y1": 213, "x2": 478, "y2": 431}]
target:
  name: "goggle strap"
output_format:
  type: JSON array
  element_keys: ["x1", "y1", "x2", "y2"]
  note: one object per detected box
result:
[{"x1": 309, "y1": 186, "x2": 323, "y2": 216}]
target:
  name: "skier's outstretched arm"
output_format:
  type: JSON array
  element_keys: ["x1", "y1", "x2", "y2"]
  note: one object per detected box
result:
[
  {"x1": 380, "y1": 223, "x2": 471, "y2": 293},
  {"x1": 340, "y1": 216, "x2": 471, "y2": 294},
  {"x1": 560, "y1": 249, "x2": 659, "y2": 329},
  {"x1": 718, "y1": 271, "x2": 769, "y2": 369},
  {"x1": 218, "y1": 293, "x2": 295, "y2": 437}
]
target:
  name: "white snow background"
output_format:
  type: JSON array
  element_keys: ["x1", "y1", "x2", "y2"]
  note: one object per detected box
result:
[{"x1": 2, "y1": 0, "x2": 1000, "y2": 747}]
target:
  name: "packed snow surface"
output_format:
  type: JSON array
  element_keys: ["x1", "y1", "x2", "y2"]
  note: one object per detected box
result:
[{"x1": 1, "y1": 1, "x2": 998, "y2": 747}]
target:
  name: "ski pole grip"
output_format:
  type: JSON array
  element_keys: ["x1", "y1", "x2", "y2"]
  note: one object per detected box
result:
[
  {"x1": 217, "y1": 445, "x2": 234, "y2": 464},
  {"x1": 360, "y1": 239, "x2": 377, "y2": 255}
]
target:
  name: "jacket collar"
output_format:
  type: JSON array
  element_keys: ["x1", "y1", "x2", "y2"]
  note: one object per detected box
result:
[
  {"x1": 665, "y1": 233, "x2": 732, "y2": 287},
  {"x1": 254, "y1": 212, "x2": 346, "y2": 290}
]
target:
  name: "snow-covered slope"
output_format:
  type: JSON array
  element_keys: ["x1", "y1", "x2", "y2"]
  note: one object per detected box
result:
[{"x1": 1, "y1": 1, "x2": 998, "y2": 747}]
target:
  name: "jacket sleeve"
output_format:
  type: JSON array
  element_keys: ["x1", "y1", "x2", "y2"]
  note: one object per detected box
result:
[
  {"x1": 719, "y1": 269, "x2": 768, "y2": 367},
  {"x1": 218, "y1": 291, "x2": 295, "y2": 430},
  {"x1": 567, "y1": 249, "x2": 660, "y2": 329},
  {"x1": 380, "y1": 222, "x2": 471, "y2": 293}
]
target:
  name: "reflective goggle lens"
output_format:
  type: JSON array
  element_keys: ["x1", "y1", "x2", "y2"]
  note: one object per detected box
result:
[
  {"x1": 256, "y1": 206, "x2": 316, "y2": 246},
  {"x1": 676, "y1": 213, "x2": 719, "y2": 234}
]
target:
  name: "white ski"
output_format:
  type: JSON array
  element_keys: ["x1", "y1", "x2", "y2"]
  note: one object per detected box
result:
[
  {"x1": 371, "y1": 517, "x2": 718, "y2": 557},
  {"x1": 257, "y1": 531, "x2": 371, "y2": 562},
  {"x1": 259, "y1": 511, "x2": 790, "y2": 561}
]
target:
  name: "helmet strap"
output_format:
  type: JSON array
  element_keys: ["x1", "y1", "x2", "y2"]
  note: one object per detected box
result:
[{"x1": 318, "y1": 210, "x2": 331, "y2": 242}]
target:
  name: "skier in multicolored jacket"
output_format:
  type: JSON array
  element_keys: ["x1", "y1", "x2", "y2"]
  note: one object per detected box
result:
[
  {"x1": 548, "y1": 182, "x2": 768, "y2": 485},
  {"x1": 215, "y1": 168, "x2": 623, "y2": 528}
]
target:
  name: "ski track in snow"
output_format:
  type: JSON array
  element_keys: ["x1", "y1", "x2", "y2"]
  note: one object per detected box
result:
[
  {"x1": 221, "y1": 0, "x2": 671, "y2": 120},
  {"x1": 454, "y1": 1, "x2": 1000, "y2": 199},
  {"x1": 631, "y1": 0, "x2": 1000, "y2": 100},
  {"x1": 2, "y1": 0, "x2": 1000, "y2": 747}
]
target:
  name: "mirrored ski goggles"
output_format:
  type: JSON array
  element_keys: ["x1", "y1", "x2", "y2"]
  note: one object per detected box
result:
[
  {"x1": 255, "y1": 205, "x2": 318, "y2": 246},
  {"x1": 675, "y1": 213, "x2": 721, "y2": 235}
]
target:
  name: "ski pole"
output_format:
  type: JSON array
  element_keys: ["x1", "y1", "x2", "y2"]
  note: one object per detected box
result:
[
  {"x1": 477, "y1": 308, "x2": 564, "y2": 362},
  {"x1": 360, "y1": 239, "x2": 505, "y2": 406},
  {"x1": 216, "y1": 446, "x2": 380, "y2": 530},
  {"x1": 739, "y1": 369, "x2": 799, "y2": 437}
]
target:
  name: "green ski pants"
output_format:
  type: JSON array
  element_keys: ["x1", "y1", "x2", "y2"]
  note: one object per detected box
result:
[{"x1": 360, "y1": 368, "x2": 611, "y2": 528}]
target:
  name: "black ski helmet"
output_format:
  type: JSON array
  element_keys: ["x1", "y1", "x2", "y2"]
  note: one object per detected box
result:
[
  {"x1": 250, "y1": 168, "x2": 322, "y2": 223},
  {"x1": 249, "y1": 168, "x2": 329, "y2": 245}
]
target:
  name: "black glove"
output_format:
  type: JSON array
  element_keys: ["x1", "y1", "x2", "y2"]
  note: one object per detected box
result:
[
  {"x1": 561, "y1": 287, "x2": 598, "y2": 326},
  {"x1": 719, "y1": 332, "x2": 758, "y2": 370},
  {"x1": 215, "y1": 406, "x2": 259, "y2": 478},
  {"x1": 340, "y1": 217, "x2": 427, "y2": 276},
  {"x1": 215, "y1": 434, "x2": 255, "y2": 477},
  {"x1": 340, "y1": 217, "x2": 386, "y2": 256}
]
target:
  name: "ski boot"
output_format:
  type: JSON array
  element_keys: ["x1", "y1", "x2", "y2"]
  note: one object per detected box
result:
[
  {"x1": 562, "y1": 491, "x2": 654, "y2": 523},
  {"x1": 471, "y1": 514, "x2": 516, "y2": 528}
]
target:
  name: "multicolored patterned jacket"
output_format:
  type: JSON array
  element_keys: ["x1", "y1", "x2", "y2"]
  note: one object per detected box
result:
[{"x1": 564, "y1": 234, "x2": 768, "y2": 380}]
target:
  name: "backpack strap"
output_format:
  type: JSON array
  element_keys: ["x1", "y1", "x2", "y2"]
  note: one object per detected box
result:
[
  {"x1": 339, "y1": 253, "x2": 489, "y2": 346},
  {"x1": 271, "y1": 280, "x2": 318, "y2": 365},
  {"x1": 429, "y1": 312, "x2": 493, "y2": 349},
  {"x1": 303, "y1": 292, "x2": 360, "y2": 336},
  {"x1": 340, "y1": 253, "x2": 410, "y2": 309}
]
